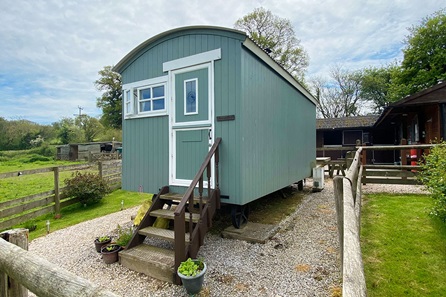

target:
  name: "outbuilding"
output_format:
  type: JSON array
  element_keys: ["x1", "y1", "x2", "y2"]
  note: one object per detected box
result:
[{"x1": 114, "y1": 26, "x2": 316, "y2": 212}]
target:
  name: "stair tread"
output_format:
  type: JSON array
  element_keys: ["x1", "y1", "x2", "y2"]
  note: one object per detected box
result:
[
  {"x1": 120, "y1": 244, "x2": 174, "y2": 266},
  {"x1": 160, "y1": 192, "x2": 209, "y2": 203},
  {"x1": 139, "y1": 226, "x2": 190, "y2": 242},
  {"x1": 150, "y1": 209, "x2": 200, "y2": 223}
]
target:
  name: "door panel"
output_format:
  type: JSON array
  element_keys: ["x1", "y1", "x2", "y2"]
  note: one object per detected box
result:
[{"x1": 175, "y1": 129, "x2": 210, "y2": 180}]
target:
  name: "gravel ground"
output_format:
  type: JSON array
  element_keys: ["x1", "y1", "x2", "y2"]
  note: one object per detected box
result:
[{"x1": 28, "y1": 178, "x2": 427, "y2": 297}]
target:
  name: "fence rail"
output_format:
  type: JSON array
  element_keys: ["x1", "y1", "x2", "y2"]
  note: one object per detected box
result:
[
  {"x1": 333, "y1": 148, "x2": 367, "y2": 297},
  {"x1": 0, "y1": 160, "x2": 121, "y2": 231}
]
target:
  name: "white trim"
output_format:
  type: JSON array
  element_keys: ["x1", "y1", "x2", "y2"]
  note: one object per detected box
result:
[
  {"x1": 184, "y1": 78, "x2": 198, "y2": 115},
  {"x1": 242, "y1": 39, "x2": 318, "y2": 106},
  {"x1": 169, "y1": 61, "x2": 215, "y2": 187},
  {"x1": 122, "y1": 76, "x2": 169, "y2": 119},
  {"x1": 163, "y1": 48, "x2": 221, "y2": 72}
]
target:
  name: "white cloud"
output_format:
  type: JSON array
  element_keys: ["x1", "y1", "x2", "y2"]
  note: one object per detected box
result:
[{"x1": 0, "y1": 0, "x2": 444, "y2": 123}]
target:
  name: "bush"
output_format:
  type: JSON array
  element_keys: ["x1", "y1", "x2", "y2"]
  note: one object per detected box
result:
[
  {"x1": 419, "y1": 142, "x2": 446, "y2": 222},
  {"x1": 115, "y1": 224, "x2": 133, "y2": 247},
  {"x1": 64, "y1": 172, "x2": 110, "y2": 205}
]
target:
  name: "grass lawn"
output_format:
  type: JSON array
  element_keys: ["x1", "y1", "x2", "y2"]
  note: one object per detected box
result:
[
  {"x1": 361, "y1": 193, "x2": 446, "y2": 296},
  {"x1": 17, "y1": 190, "x2": 150, "y2": 241}
]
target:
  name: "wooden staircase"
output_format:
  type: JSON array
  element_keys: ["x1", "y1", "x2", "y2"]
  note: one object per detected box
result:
[{"x1": 119, "y1": 138, "x2": 221, "y2": 284}]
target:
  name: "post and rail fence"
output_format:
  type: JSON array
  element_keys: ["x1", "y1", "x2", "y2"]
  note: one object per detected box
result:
[
  {"x1": 0, "y1": 160, "x2": 122, "y2": 231},
  {"x1": 0, "y1": 228, "x2": 120, "y2": 297}
]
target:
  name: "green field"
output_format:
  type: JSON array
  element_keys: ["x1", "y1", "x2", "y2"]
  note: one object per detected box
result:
[{"x1": 361, "y1": 193, "x2": 446, "y2": 296}]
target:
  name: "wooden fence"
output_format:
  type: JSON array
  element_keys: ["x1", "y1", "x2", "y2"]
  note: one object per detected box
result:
[
  {"x1": 0, "y1": 228, "x2": 120, "y2": 297},
  {"x1": 0, "y1": 160, "x2": 121, "y2": 231},
  {"x1": 333, "y1": 147, "x2": 367, "y2": 297}
]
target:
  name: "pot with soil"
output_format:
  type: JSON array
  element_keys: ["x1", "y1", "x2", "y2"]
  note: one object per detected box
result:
[
  {"x1": 100, "y1": 243, "x2": 121, "y2": 264},
  {"x1": 177, "y1": 258, "x2": 207, "y2": 295},
  {"x1": 94, "y1": 236, "x2": 111, "y2": 253}
]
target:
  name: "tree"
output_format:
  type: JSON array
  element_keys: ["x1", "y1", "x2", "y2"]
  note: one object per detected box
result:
[
  {"x1": 360, "y1": 65, "x2": 399, "y2": 112},
  {"x1": 95, "y1": 66, "x2": 122, "y2": 129},
  {"x1": 75, "y1": 115, "x2": 103, "y2": 142},
  {"x1": 313, "y1": 66, "x2": 366, "y2": 118},
  {"x1": 53, "y1": 118, "x2": 84, "y2": 144},
  {"x1": 395, "y1": 9, "x2": 446, "y2": 98},
  {"x1": 234, "y1": 7, "x2": 309, "y2": 83}
]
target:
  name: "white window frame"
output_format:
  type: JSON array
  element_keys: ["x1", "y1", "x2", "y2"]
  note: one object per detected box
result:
[
  {"x1": 184, "y1": 78, "x2": 198, "y2": 115},
  {"x1": 122, "y1": 76, "x2": 168, "y2": 119},
  {"x1": 124, "y1": 89, "x2": 132, "y2": 116},
  {"x1": 137, "y1": 83, "x2": 166, "y2": 115}
]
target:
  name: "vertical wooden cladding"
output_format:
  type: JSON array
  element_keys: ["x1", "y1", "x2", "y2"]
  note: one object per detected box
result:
[
  {"x1": 120, "y1": 28, "x2": 245, "y2": 196},
  {"x1": 239, "y1": 49, "x2": 316, "y2": 204}
]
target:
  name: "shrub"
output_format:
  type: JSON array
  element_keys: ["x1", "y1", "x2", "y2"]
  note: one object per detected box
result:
[
  {"x1": 64, "y1": 172, "x2": 110, "y2": 205},
  {"x1": 115, "y1": 224, "x2": 133, "y2": 247},
  {"x1": 419, "y1": 142, "x2": 446, "y2": 222}
]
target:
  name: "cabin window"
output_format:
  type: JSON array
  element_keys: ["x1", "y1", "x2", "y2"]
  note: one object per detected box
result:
[
  {"x1": 184, "y1": 78, "x2": 198, "y2": 115},
  {"x1": 138, "y1": 84, "x2": 166, "y2": 113},
  {"x1": 122, "y1": 76, "x2": 168, "y2": 119}
]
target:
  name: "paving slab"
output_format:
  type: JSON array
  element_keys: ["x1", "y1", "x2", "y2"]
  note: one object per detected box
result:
[{"x1": 221, "y1": 222, "x2": 279, "y2": 244}]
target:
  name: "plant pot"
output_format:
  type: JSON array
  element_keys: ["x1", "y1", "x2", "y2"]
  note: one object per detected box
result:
[
  {"x1": 100, "y1": 244, "x2": 121, "y2": 264},
  {"x1": 177, "y1": 261, "x2": 207, "y2": 295},
  {"x1": 94, "y1": 237, "x2": 111, "y2": 253}
]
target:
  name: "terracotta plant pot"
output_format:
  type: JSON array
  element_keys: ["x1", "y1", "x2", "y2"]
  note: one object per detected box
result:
[
  {"x1": 100, "y1": 244, "x2": 121, "y2": 264},
  {"x1": 94, "y1": 236, "x2": 111, "y2": 253}
]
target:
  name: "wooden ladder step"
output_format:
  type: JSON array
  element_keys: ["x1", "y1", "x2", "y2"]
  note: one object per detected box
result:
[
  {"x1": 150, "y1": 209, "x2": 200, "y2": 223},
  {"x1": 160, "y1": 192, "x2": 209, "y2": 204},
  {"x1": 138, "y1": 227, "x2": 190, "y2": 243},
  {"x1": 119, "y1": 244, "x2": 175, "y2": 283}
]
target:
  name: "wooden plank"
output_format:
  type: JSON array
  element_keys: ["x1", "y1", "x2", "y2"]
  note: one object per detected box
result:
[
  {"x1": 317, "y1": 146, "x2": 355, "y2": 152},
  {"x1": 0, "y1": 206, "x2": 54, "y2": 231},
  {"x1": 0, "y1": 167, "x2": 53, "y2": 179},
  {"x1": 364, "y1": 170, "x2": 417, "y2": 177},
  {"x1": 60, "y1": 197, "x2": 79, "y2": 208},
  {"x1": 362, "y1": 178, "x2": 421, "y2": 185},
  {"x1": 58, "y1": 163, "x2": 95, "y2": 172},
  {"x1": 360, "y1": 144, "x2": 434, "y2": 151},
  {"x1": 364, "y1": 165, "x2": 422, "y2": 170},
  {"x1": 0, "y1": 190, "x2": 55, "y2": 209},
  {"x1": 0, "y1": 196, "x2": 55, "y2": 219}
]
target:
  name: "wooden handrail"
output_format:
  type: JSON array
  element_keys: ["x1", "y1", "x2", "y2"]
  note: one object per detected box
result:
[{"x1": 173, "y1": 137, "x2": 221, "y2": 284}]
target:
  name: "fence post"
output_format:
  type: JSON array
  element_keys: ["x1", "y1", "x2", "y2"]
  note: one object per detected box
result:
[
  {"x1": 333, "y1": 176, "x2": 344, "y2": 267},
  {"x1": 98, "y1": 161, "x2": 103, "y2": 179},
  {"x1": 0, "y1": 228, "x2": 29, "y2": 297},
  {"x1": 53, "y1": 167, "x2": 60, "y2": 216}
]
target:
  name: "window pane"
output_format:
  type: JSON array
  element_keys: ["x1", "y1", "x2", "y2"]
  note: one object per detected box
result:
[
  {"x1": 153, "y1": 86, "x2": 164, "y2": 98},
  {"x1": 153, "y1": 99, "x2": 165, "y2": 110},
  {"x1": 140, "y1": 101, "x2": 151, "y2": 112},
  {"x1": 185, "y1": 80, "x2": 197, "y2": 114},
  {"x1": 125, "y1": 90, "x2": 130, "y2": 102},
  {"x1": 140, "y1": 88, "x2": 151, "y2": 100}
]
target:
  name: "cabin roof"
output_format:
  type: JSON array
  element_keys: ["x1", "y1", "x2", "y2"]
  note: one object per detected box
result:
[{"x1": 316, "y1": 115, "x2": 380, "y2": 130}]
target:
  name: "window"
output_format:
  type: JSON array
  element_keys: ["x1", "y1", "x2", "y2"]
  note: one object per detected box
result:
[
  {"x1": 138, "y1": 84, "x2": 166, "y2": 114},
  {"x1": 122, "y1": 76, "x2": 168, "y2": 119},
  {"x1": 343, "y1": 130, "x2": 362, "y2": 145},
  {"x1": 124, "y1": 90, "x2": 132, "y2": 115},
  {"x1": 184, "y1": 78, "x2": 198, "y2": 115}
]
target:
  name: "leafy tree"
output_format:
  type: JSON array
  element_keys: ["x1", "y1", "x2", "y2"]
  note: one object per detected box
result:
[
  {"x1": 74, "y1": 115, "x2": 103, "y2": 142},
  {"x1": 393, "y1": 9, "x2": 446, "y2": 99},
  {"x1": 234, "y1": 7, "x2": 309, "y2": 83},
  {"x1": 53, "y1": 118, "x2": 84, "y2": 144},
  {"x1": 95, "y1": 66, "x2": 122, "y2": 129},
  {"x1": 313, "y1": 66, "x2": 365, "y2": 118}
]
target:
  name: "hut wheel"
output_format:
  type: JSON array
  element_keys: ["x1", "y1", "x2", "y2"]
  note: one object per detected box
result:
[{"x1": 231, "y1": 204, "x2": 249, "y2": 229}]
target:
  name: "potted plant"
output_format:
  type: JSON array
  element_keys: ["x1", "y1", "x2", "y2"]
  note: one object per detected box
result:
[
  {"x1": 94, "y1": 235, "x2": 111, "y2": 253},
  {"x1": 177, "y1": 258, "x2": 207, "y2": 295},
  {"x1": 115, "y1": 224, "x2": 133, "y2": 249},
  {"x1": 100, "y1": 243, "x2": 121, "y2": 264}
]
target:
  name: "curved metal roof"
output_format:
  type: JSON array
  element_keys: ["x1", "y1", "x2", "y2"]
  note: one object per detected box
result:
[{"x1": 113, "y1": 26, "x2": 246, "y2": 73}]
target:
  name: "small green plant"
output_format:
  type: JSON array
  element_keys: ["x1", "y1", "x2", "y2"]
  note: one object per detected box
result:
[
  {"x1": 178, "y1": 258, "x2": 204, "y2": 277},
  {"x1": 97, "y1": 235, "x2": 111, "y2": 243},
  {"x1": 115, "y1": 224, "x2": 133, "y2": 247},
  {"x1": 64, "y1": 171, "x2": 110, "y2": 206},
  {"x1": 23, "y1": 220, "x2": 37, "y2": 232},
  {"x1": 103, "y1": 244, "x2": 120, "y2": 252}
]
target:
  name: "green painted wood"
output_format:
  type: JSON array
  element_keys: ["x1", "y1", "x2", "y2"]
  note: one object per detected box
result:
[
  {"x1": 174, "y1": 68, "x2": 209, "y2": 123},
  {"x1": 175, "y1": 129, "x2": 209, "y2": 180}
]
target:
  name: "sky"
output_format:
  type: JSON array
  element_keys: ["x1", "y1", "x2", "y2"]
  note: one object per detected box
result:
[{"x1": 0, "y1": 0, "x2": 444, "y2": 125}]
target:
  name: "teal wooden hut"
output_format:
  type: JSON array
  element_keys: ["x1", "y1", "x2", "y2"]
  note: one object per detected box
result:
[{"x1": 113, "y1": 26, "x2": 316, "y2": 283}]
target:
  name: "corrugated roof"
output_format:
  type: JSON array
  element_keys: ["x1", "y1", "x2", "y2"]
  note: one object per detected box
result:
[{"x1": 316, "y1": 115, "x2": 380, "y2": 130}]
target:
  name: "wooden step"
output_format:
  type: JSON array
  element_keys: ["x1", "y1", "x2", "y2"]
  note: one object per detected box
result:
[
  {"x1": 160, "y1": 192, "x2": 209, "y2": 204},
  {"x1": 150, "y1": 209, "x2": 200, "y2": 223},
  {"x1": 138, "y1": 227, "x2": 190, "y2": 243},
  {"x1": 119, "y1": 244, "x2": 175, "y2": 283}
]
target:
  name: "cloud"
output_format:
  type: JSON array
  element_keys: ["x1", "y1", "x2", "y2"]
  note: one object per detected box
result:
[{"x1": 0, "y1": 0, "x2": 444, "y2": 123}]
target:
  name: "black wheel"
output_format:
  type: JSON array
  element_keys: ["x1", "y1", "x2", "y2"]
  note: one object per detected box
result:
[{"x1": 231, "y1": 204, "x2": 249, "y2": 229}]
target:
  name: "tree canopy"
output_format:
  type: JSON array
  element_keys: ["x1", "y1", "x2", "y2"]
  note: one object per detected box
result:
[
  {"x1": 234, "y1": 7, "x2": 309, "y2": 83},
  {"x1": 95, "y1": 66, "x2": 122, "y2": 129}
]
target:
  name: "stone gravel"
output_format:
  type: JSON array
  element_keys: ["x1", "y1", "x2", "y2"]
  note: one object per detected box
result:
[{"x1": 28, "y1": 178, "x2": 427, "y2": 296}]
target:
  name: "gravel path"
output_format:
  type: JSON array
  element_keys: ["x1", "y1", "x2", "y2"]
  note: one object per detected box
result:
[{"x1": 28, "y1": 179, "x2": 427, "y2": 296}]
